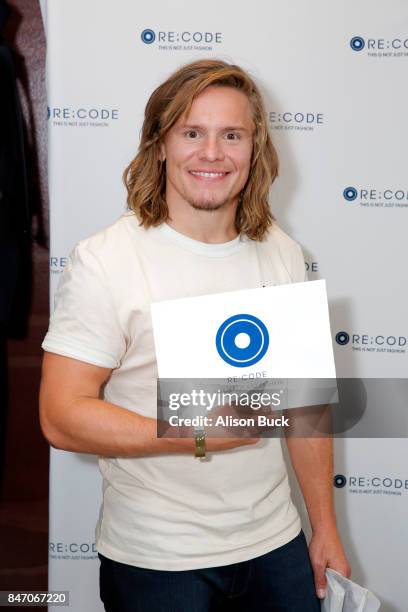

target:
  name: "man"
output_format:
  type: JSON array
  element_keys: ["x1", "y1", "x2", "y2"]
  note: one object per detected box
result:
[{"x1": 40, "y1": 59, "x2": 350, "y2": 611}]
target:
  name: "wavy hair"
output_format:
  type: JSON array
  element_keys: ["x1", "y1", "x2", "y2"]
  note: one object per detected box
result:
[{"x1": 123, "y1": 59, "x2": 278, "y2": 241}]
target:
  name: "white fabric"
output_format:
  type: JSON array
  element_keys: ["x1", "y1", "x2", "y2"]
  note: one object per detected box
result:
[
  {"x1": 42, "y1": 211, "x2": 307, "y2": 570},
  {"x1": 322, "y1": 569, "x2": 381, "y2": 612},
  {"x1": 38, "y1": 0, "x2": 47, "y2": 32}
]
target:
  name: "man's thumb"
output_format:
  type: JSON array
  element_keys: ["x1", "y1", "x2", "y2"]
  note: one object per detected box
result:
[{"x1": 314, "y1": 564, "x2": 327, "y2": 599}]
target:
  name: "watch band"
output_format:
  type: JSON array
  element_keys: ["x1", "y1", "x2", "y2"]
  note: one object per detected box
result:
[{"x1": 194, "y1": 429, "x2": 206, "y2": 459}]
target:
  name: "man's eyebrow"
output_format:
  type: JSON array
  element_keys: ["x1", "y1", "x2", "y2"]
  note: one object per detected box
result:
[
  {"x1": 178, "y1": 123, "x2": 251, "y2": 132},
  {"x1": 223, "y1": 125, "x2": 250, "y2": 132}
]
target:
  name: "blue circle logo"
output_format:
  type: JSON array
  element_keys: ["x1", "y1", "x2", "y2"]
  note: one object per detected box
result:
[
  {"x1": 334, "y1": 474, "x2": 347, "y2": 488},
  {"x1": 350, "y1": 36, "x2": 365, "y2": 51},
  {"x1": 141, "y1": 29, "x2": 156, "y2": 44},
  {"x1": 335, "y1": 331, "x2": 350, "y2": 346},
  {"x1": 216, "y1": 314, "x2": 269, "y2": 367},
  {"x1": 343, "y1": 186, "x2": 358, "y2": 201}
]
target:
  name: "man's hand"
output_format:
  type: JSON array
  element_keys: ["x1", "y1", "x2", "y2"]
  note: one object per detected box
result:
[{"x1": 308, "y1": 526, "x2": 351, "y2": 599}]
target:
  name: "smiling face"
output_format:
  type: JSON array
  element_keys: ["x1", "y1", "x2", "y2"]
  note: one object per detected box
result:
[{"x1": 161, "y1": 86, "x2": 254, "y2": 214}]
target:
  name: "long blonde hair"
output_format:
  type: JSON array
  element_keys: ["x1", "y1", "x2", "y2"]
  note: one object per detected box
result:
[{"x1": 124, "y1": 59, "x2": 278, "y2": 241}]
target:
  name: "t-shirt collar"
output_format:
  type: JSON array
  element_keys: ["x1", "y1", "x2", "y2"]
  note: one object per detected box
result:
[{"x1": 154, "y1": 222, "x2": 245, "y2": 257}]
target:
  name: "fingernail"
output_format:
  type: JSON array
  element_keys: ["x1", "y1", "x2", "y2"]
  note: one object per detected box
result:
[{"x1": 317, "y1": 589, "x2": 326, "y2": 599}]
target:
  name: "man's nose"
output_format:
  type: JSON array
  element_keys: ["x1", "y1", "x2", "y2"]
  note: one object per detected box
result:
[{"x1": 198, "y1": 135, "x2": 225, "y2": 162}]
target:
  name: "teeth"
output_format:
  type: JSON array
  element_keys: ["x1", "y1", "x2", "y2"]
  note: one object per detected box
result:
[{"x1": 190, "y1": 171, "x2": 226, "y2": 178}]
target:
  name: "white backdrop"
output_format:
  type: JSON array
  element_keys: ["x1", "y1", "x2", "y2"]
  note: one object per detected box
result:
[{"x1": 45, "y1": 1, "x2": 408, "y2": 609}]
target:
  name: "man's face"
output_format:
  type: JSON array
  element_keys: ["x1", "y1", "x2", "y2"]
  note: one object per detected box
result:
[{"x1": 161, "y1": 86, "x2": 254, "y2": 213}]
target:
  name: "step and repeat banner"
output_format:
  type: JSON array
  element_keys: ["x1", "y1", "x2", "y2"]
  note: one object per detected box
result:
[{"x1": 44, "y1": 0, "x2": 407, "y2": 609}]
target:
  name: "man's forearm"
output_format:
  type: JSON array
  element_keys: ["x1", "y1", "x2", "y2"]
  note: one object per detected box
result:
[
  {"x1": 39, "y1": 353, "x2": 259, "y2": 457},
  {"x1": 285, "y1": 436, "x2": 336, "y2": 531},
  {"x1": 40, "y1": 393, "x2": 195, "y2": 457},
  {"x1": 286, "y1": 435, "x2": 351, "y2": 593},
  {"x1": 39, "y1": 352, "x2": 195, "y2": 457}
]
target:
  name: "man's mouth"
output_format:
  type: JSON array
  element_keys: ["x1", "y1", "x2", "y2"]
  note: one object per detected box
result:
[{"x1": 189, "y1": 170, "x2": 229, "y2": 178}]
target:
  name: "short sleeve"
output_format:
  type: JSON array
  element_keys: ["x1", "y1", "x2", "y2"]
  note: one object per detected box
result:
[
  {"x1": 42, "y1": 242, "x2": 126, "y2": 368},
  {"x1": 292, "y1": 243, "x2": 308, "y2": 283}
]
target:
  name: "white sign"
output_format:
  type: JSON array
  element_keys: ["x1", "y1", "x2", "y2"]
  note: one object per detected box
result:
[{"x1": 151, "y1": 280, "x2": 336, "y2": 379}]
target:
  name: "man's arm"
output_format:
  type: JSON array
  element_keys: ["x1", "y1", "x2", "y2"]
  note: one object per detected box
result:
[
  {"x1": 285, "y1": 435, "x2": 351, "y2": 599},
  {"x1": 39, "y1": 352, "x2": 257, "y2": 457}
]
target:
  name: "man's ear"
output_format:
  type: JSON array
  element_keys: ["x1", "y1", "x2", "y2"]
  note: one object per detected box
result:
[{"x1": 159, "y1": 141, "x2": 166, "y2": 162}]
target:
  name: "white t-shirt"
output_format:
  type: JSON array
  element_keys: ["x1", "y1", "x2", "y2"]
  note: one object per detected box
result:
[{"x1": 42, "y1": 211, "x2": 307, "y2": 571}]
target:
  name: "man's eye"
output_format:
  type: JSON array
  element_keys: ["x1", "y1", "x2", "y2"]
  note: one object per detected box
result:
[{"x1": 185, "y1": 130, "x2": 199, "y2": 139}]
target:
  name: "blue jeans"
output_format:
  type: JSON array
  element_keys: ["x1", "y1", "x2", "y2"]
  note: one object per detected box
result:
[{"x1": 99, "y1": 530, "x2": 320, "y2": 611}]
